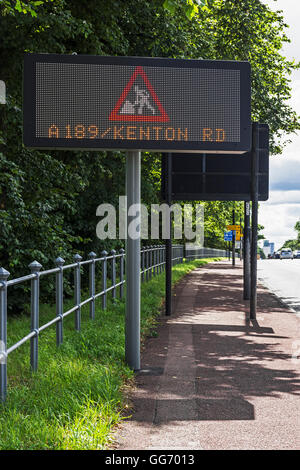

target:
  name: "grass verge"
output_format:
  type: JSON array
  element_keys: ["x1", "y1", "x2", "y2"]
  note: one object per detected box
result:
[{"x1": 0, "y1": 258, "x2": 219, "y2": 450}]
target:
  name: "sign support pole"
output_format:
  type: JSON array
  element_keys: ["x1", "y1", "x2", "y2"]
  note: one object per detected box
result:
[
  {"x1": 250, "y1": 123, "x2": 259, "y2": 319},
  {"x1": 165, "y1": 152, "x2": 172, "y2": 316},
  {"x1": 125, "y1": 151, "x2": 141, "y2": 370},
  {"x1": 240, "y1": 215, "x2": 243, "y2": 261},
  {"x1": 243, "y1": 201, "x2": 251, "y2": 300},
  {"x1": 232, "y1": 209, "x2": 236, "y2": 266}
]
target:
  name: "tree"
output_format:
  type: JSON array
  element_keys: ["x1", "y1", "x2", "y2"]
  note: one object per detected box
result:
[
  {"x1": 281, "y1": 220, "x2": 300, "y2": 250},
  {"x1": 201, "y1": 0, "x2": 300, "y2": 154}
]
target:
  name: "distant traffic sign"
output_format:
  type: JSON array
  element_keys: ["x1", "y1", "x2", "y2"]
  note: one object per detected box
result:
[
  {"x1": 23, "y1": 53, "x2": 251, "y2": 153},
  {"x1": 227, "y1": 225, "x2": 240, "y2": 231},
  {"x1": 0, "y1": 81, "x2": 5, "y2": 104},
  {"x1": 161, "y1": 125, "x2": 269, "y2": 201}
]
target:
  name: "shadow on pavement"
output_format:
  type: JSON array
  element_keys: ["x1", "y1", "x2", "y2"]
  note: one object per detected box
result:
[
  {"x1": 132, "y1": 321, "x2": 299, "y2": 423},
  {"x1": 130, "y1": 263, "x2": 300, "y2": 425}
]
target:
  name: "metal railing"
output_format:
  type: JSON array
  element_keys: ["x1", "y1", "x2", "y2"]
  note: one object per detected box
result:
[
  {"x1": 185, "y1": 246, "x2": 236, "y2": 260},
  {"x1": 0, "y1": 244, "x2": 187, "y2": 402},
  {"x1": 0, "y1": 244, "x2": 225, "y2": 402}
]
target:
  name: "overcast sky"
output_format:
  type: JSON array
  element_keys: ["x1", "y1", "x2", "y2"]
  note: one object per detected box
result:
[{"x1": 259, "y1": 0, "x2": 300, "y2": 250}]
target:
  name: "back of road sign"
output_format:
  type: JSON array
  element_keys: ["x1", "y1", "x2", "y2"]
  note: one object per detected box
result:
[
  {"x1": 23, "y1": 53, "x2": 251, "y2": 153},
  {"x1": 161, "y1": 124, "x2": 269, "y2": 201},
  {"x1": 224, "y1": 231, "x2": 233, "y2": 241}
]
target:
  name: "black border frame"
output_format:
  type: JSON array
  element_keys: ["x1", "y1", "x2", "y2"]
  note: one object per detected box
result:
[{"x1": 23, "y1": 53, "x2": 251, "y2": 153}]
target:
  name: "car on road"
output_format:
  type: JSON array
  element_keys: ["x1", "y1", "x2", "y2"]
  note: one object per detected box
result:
[
  {"x1": 293, "y1": 250, "x2": 300, "y2": 259},
  {"x1": 274, "y1": 251, "x2": 281, "y2": 259},
  {"x1": 280, "y1": 248, "x2": 293, "y2": 260}
]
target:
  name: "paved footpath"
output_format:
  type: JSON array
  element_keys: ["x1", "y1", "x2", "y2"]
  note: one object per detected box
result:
[{"x1": 116, "y1": 261, "x2": 300, "y2": 450}]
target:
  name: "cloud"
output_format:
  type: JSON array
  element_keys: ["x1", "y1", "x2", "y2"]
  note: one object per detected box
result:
[
  {"x1": 259, "y1": 197, "x2": 299, "y2": 249},
  {"x1": 270, "y1": 158, "x2": 300, "y2": 191}
]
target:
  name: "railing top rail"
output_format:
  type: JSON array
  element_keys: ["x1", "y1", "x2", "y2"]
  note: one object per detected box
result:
[{"x1": 93, "y1": 256, "x2": 105, "y2": 262}]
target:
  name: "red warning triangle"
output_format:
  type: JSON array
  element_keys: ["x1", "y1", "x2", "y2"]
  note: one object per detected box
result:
[{"x1": 109, "y1": 66, "x2": 169, "y2": 122}]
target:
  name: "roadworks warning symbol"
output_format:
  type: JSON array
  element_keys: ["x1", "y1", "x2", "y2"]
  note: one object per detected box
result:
[{"x1": 109, "y1": 66, "x2": 169, "y2": 122}]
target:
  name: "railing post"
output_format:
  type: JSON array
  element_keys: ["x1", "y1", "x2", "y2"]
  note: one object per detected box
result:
[
  {"x1": 55, "y1": 257, "x2": 65, "y2": 346},
  {"x1": 111, "y1": 250, "x2": 116, "y2": 302},
  {"x1": 141, "y1": 247, "x2": 145, "y2": 283},
  {"x1": 152, "y1": 246, "x2": 156, "y2": 276},
  {"x1": 89, "y1": 252, "x2": 96, "y2": 320},
  {"x1": 149, "y1": 246, "x2": 152, "y2": 280},
  {"x1": 119, "y1": 249, "x2": 125, "y2": 299},
  {"x1": 101, "y1": 250, "x2": 108, "y2": 310},
  {"x1": 0, "y1": 267, "x2": 10, "y2": 403},
  {"x1": 29, "y1": 261, "x2": 42, "y2": 372},
  {"x1": 157, "y1": 246, "x2": 160, "y2": 274},
  {"x1": 156, "y1": 246, "x2": 159, "y2": 275},
  {"x1": 74, "y1": 254, "x2": 82, "y2": 331}
]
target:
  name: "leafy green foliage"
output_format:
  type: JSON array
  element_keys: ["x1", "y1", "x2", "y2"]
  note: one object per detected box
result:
[
  {"x1": 1, "y1": 0, "x2": 46, "y2": 18},
  {"x1": 204, "y1": 0, "x2": 300, "y2": 154}
]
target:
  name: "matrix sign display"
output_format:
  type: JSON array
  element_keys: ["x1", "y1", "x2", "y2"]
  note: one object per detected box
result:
[{"x1": 23, "y1": 54, "x2": 251, "y2": 153}]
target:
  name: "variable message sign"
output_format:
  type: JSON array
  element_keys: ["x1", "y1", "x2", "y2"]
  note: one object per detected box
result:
[
  {"x1": 161, "y1": 124, "x2": 269, "y2": 201},
  {"x1": 23, "y1": 53, "x2": 251, "y2": 153}
]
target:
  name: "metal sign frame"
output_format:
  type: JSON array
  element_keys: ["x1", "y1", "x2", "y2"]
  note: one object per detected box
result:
[
  {"x1": 161, "y1": 125, "x2": 269, "y2": 201},
  {"x1": 23, "y1": 53, "x2": 251, "y2": 153}
]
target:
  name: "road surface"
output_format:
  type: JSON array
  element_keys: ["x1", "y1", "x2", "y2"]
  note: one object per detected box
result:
[{"x1": 258, "y1": 258, "x2": 300, "y2": 314}]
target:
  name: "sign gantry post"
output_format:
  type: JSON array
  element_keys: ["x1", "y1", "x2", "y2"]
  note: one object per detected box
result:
[
  {"x1": 232, "y1": 209, "x2": 236, "y2": 267},
  {"x1": 243, "y1": 201, "x2": 251, "y2": 300},
  {"x1": 165, "y1": 153, "x2": 172, "y2": 316},
  {"x1": 250, "y1": 122, "x2": 259, "y2": 320}
]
